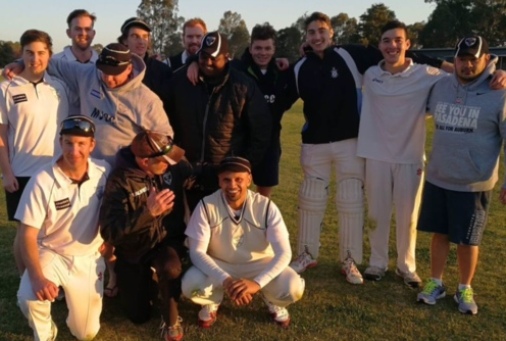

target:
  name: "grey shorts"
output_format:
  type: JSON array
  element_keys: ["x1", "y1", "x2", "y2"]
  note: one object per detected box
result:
[{"x1": 417, "y1": 181, "x2": 491, "y2": 246}]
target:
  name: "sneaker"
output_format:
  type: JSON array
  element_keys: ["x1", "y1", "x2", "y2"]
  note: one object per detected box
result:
[
  {"x1": 198, "y1": 304, "x2": 219, "y2": 328},
  {"x1": 395, "y1": 268, "x2": 422, "y2": 288},
  {"x1": 160, "y1": 316, "x2": 184, "y2": 341},
  {"x1": 290, "y1": 248, "x2": 317, "y2": 274},
  {"x1": 417, "y1": 279, "x2": 446, "y2": 305},
  {"x1": 48, "y1": 320, "x2": 58, "y2": 341},
  {"x1": 263, "y1": 298, "x2": 290, "y2": 328},
  {"x1": 341, "y1": 251, "x2": 363, "y2": 284},
  {"x1": 364, "y1": 266, "x2": 386, "y2": 281},
  {"x1": 454, "y1": 287, "x2": 478, "y2": 315}
]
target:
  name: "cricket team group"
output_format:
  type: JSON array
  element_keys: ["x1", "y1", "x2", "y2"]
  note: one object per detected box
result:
[{"x1": 1, "y1": 7, "x2": 505, "y2": 341}]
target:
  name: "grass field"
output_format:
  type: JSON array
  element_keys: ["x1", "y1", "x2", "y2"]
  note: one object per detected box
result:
[{"x1": 1, "y1": 101, "x2": 506, "y2": 341}]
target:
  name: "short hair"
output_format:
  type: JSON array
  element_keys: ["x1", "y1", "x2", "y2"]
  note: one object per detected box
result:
[
  {"x1": 66, "y1": 9, "x2": 96, "y2": 28},
  {"x1": 20, "y1": 29, "x2": 53, "y2": 56},
  {"x1": 380, "y1": 20, "x2": 409, "y2": 39},
  {"x1": 251, "y1": 23, "x2": 276, "y2": 43},
  {"x1": 183, "y1": 18, "x2": 207, "y2": 35},
  {"x1": 304, "y1": 12, "x2": 331, "y2": 30}
]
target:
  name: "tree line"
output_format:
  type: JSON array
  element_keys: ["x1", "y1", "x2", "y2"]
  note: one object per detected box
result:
[{"x1": 1, "y1": 0, "x2": 505, "y2": 66}]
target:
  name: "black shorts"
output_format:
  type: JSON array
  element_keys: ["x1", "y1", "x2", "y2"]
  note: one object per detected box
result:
[
  {"x1": 4, "y1": 177, "x2": 30, "y2": 221},
  {"x1": 252, "y1": 138, "x2": 281, "y2": 187},
  {"x1": 417, "y1": 181, "x2": 491, "y2": 246}
]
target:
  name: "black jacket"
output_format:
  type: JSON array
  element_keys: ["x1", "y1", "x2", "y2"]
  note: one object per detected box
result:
[
  {"x1": 233, "y1": 48, "x2": 295, "y2": 139},
  {"x1": 166, "y1": 64, "x2": 272, "y2": 189},
  {"x1": 292, "y1": 44, "x2": 443, "y2": 144},
  {"x1": 168, "y1": 51, "x2": 185, "y2": 72},
  {"x1": 99, "y1": 147, "x2": 191, "y2": 264}
]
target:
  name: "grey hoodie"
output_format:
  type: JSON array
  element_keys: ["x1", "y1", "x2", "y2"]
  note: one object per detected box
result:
[
  {"x1": 426, "y1": 55, "x2": 506, "y2": 192},
  {"x1": 48, "y1": 54, "x2": 173, "y2": 166}
]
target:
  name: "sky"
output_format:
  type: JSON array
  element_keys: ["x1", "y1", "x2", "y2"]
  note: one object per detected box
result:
[{"x1": 0, "y1": 0, "x2": 437, "y2": 53}]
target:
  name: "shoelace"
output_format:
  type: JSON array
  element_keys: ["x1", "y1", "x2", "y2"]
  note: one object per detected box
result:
[
  {"x1": 160, "y1": 316, "x2": 183, "y2": 338},
  {"x1": 459, "y1": 288, "x2": 474, "y2": 303},
  {"x1": 422, "y1": 280, "x2": 440, "y2": 294}
]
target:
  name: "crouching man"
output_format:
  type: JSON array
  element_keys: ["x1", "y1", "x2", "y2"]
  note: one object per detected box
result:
[
  {"x1": 182, "y1": 156, "x2": 305, "y2": 328},
  {"x1": 99, "y1": 131, "x2": 189, "y2": 341},
  {"x1": 16, "y1": 116, "x2": 110, "y2": 341}
]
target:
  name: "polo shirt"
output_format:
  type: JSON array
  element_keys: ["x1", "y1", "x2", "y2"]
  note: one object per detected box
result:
[
  {"x1": 52, "y1": 46, "x2": 98, "y2": 64},
  {"x1": 0, "y1": 74, "x2": 69, "y2": 176},
  {"x1": 357, "y1": 59, "x2": 446, "y2": 163},
  {"x1": 15, "y1": 157, "x2": 110, "y2": 256}
]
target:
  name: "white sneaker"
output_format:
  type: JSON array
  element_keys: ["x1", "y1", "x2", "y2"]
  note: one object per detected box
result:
[
  {"x1": 341, "y1": 252, "x2": 363, "y2": 285},
  {"x1": 290, "y1": 249, "x2": 317, "y2": 274},
  {"x1": 198, "y1": 303, "x2": 219, "y2": 328},
  {"x1": 263, "y1": 298, "x2": 290, "y2": 328}
]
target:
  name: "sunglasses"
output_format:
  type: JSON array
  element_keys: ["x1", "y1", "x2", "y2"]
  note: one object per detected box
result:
[
  {"x1": 98, "y1": 54, "x2": 131, "y2": 67},
  {"x1": 145, "y1": 135, "x2": 173, "y2": 158},
  {"x1": 60, "y1": 117, "x2": 95, "y2": 134}
]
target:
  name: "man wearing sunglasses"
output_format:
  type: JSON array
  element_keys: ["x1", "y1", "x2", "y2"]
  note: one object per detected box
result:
[
  {"x1": 100, "y1": 131, "x2": 189, "y2": 341},
  {"x1": 3, "y1": 43, "x2": 173, "y2": 167},
  {"x1": 16, "y1": 116, "x2": 110, "y2": 341}
]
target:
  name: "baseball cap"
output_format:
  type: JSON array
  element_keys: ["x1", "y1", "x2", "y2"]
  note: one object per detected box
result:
[
  {"x1": 96, "y1": 43, "x2": 132, "y2": 75},
  {"x1": 130, "y1": 131, "x2": 185, "y2": 165},
  {"x1": 218, "y1": 156, "x2": 251, "y2": 174},
  {"x1": 199, "y1": 31, "x2": 229, "y2": 58},
  {"x1": 121, "y1": 17, "x2": 151, "y2": 34},
  {"x1": 455, "y1": 35, "x2": 489, "y2": 58},
  {"x1": 59, "y1": 115, "x2": 95, "y2": 137}
]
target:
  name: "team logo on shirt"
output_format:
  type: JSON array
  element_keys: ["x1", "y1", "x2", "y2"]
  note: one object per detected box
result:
[
  {"x1": 12, "y1": 93, "x2": 27, "y2": 104},
  {"x1": 163, "y1": 172, "x2": 173, "y2": 186},
  {"x1": 96, "y1": 185, "x2": 105, "y2": 200},
  {"x1": 330, "y1": 67, "x2": 338, "y2": 79},
  {"x1": 54, "y1": 198, "x2": 71, "y2": 210},
  {"x1": 90, "y1": 89, "x2": 101, "y2": 99},
  {"x1": 264, "y1": 94, "x2": 276, "y2": 104},
  {"x1": 91, "y1": 107, "x2": 115, "y2": 123}
]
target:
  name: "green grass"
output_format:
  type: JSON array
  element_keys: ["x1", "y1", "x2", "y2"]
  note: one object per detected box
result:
[{"x1": 1, "y1": 101, "x2": 506, "y2": 340}]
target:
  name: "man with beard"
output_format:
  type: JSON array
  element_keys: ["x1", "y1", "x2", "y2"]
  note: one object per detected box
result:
[
  {"x1": 166, "y1": 32, "x2": 271, "y2": 211},
  {"x1": 181, "y1": 157, "x2": 304, "y2": 329},
  {"x1": 53, "y1": 9, "x2": 98, "y2": 64},
  {"x1": 166, "y1": 18, "x2": 207, "y2": 71}
]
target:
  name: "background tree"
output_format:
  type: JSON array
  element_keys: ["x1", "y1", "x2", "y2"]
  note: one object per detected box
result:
[
  {"x1": 276, "y1": 25, "x2": 302, "y2": 62},
  {"x1": 137, "y1": 0, "x2": 184, "y2": 55},
  {"x1": 218, "y1": 11, "x2": 250, "y2": 58},
  {"x1": 407, "y1": 22, "x2": 425, "y2": 49},
  {"x1": 358, "y1": 3, "x2": 396, "y2": 46},
  {"x1": 330, "y1": 13, "x2": 360, "y2": 44},
  {"x1": 91, "y1": 43, "x2": 103, "y2": 55},
  {"x1": 0, "y1": 41, "x2": 21, "y2": 67}
]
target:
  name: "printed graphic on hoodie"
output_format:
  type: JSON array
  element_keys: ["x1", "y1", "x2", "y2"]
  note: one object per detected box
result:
[{"x1": 433, "y1": 101, "x2": 479, "y2": 133}]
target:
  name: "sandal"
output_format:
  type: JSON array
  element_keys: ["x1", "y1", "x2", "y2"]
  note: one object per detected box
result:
[{"x1": 104, "y1": 285, "x2": 119, "y2": 298}]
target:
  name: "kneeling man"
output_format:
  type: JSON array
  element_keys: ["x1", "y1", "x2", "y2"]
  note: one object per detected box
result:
[{"x1": 182, "y1": 156, "x2": 304, "y2": 328}]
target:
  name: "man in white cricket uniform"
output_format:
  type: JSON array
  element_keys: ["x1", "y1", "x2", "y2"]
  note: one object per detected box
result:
[
  {"x1": 356, "y1": 21, "x2": 446, "y2": 287},
  {"x1": 182, "y1": 157, "x2": 304, "y2": 329},
  {"x1": 16, "y1": 116, "x2": 110, "y2": 341}
]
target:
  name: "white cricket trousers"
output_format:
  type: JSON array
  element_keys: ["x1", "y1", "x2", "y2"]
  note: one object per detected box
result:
[
  {"x1": 17, "y1": 249, "x2": 105, "y2": 341},
  {"x1": 299, "y1": 139, "x2": 365, "y2": 263},
  {"x1": 365, "y1": 159, "x2": 424, "y2": 273},
  {"x1": 182, "y1": 260, "x2": 305, "y2": 307}
]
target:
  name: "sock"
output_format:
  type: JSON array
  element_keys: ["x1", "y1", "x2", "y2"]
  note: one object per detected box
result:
[
  {"x1": 431, "y1": 278, "x2": 443, "y2": 286},
  {"x1": 458, "y1": 283, "x2": 471, "y2": 290}
]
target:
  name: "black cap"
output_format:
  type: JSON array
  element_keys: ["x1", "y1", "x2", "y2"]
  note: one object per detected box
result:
[
  {"x1": 199, "y1": 31, "x2": 229, "y2": 58},
  {"x1": 455, "y1": 35, "x2": 489, "y2": 58},
  {"x1": 96, "y1": 43, "x2": 132, "y2": 75},
  {"x1": 218, "y1": 156, "x2": 251, "y2": 174},
  {"x1": 121, "y1": 17, "x2": 151, "y2": 34}
]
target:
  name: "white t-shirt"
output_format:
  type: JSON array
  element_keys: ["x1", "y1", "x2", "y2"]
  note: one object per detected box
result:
[
  {"x1": 0, "y1": 74, "x2": 69, "y2": 176},
  {"x1": 357, "y1": 59, "x2": 446, "y2": 163},
  {"x1": 15, "y1": 157, "x2": 110, "y2": 256},
  {"x1": 52, "y1": 46, "x2": 99, "y2": 64}
]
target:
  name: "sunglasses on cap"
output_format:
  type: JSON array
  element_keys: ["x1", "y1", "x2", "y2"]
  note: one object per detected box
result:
[
  {"x1": 60, "y1": 116, "x2": 95, "y2": 135},
  {"x1": 98, "y1": 54, "x2": 131, "y2": 67}
]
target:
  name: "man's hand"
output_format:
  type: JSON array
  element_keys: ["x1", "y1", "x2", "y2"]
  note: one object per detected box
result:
[
  {"x1": 2, "y1": 173, "x2": 19, "y2": 193},
  {"x1": 490, "y1": 69, "x2": 506, "y2": 90},
  {"x1": 30, "y1": 276, "x2": 59, "y2": 302},
  {"x1": 499, "y1": 188, "x2": 506, "y2": 205},
  {"x1": 146, "y1": 187, "x2": 175, "y2": 216},
  {"x1": 187, "y1": 61, "x2": 199, "y2": 86},
  {"x1": 223, "y1": 277, "x2": 260, "y2": 306},
  {"x1": 2, "y1": 61, "x2": 24, "y2": 80}
]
